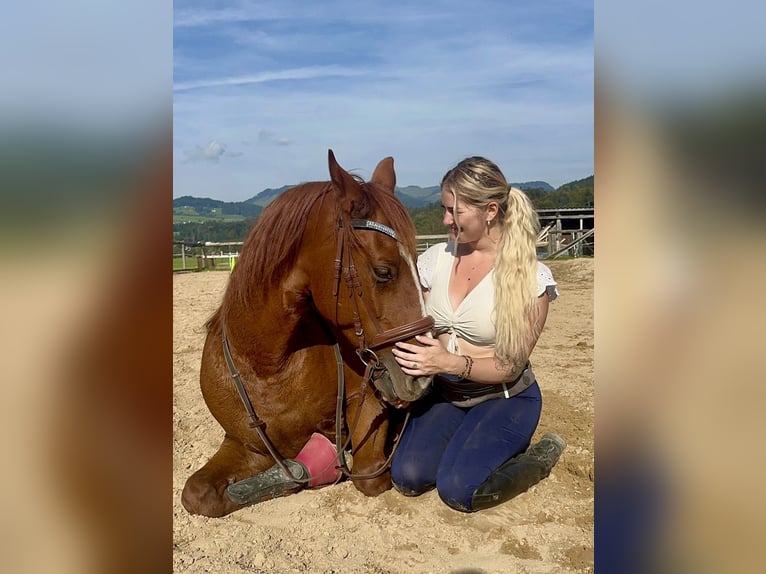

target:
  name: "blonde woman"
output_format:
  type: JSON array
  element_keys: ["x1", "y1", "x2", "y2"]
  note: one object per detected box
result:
[{"x1": 391, "y1": 157, "x2": 565, "y2": 512}]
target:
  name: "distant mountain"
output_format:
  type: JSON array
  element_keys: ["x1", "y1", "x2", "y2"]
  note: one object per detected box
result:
[
  {"x1": 395, "y1": 185, "x2": 441, "y2": 208},
  {"x1": 179, "y1": 181, "x2": 557, "y2": 213},
  {"x1": 393, "y1": 182, "x2": 557, "y2": 205},
  {"x1": 243, "y1": 183, "x2": 442, "y2": 209},
  {"x1": 245, "y1": 185, "x2": 294, "y2": 208},
  {"x1": 173, "y1": 196, "x2": 224, "y2": 212},
  {"x1": 173, "y1": 195, "x2": 262, "y2": 222},
  {"x1": 556, "y1": 175, "x2": 593, "y2": 194},
  {"x1": 173, "y1": 176, "x2": 587, "y2": 229},
  {"x1": 512, "y1": 181, "x2": 555, "y2": 192},
  {"x1": 530, "y1": 175, "x2": 593, "y2": 209},
  {"x1": 396, "y1": 182, "x2": 557, "y2": 204}
]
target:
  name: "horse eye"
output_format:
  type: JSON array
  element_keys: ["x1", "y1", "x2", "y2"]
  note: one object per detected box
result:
[{"x1": 373, "y1": 266, "x2": 394, "y2": 283}]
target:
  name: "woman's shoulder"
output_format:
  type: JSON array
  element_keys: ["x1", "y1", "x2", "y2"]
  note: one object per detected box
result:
[
  {"x1": 417, "y1": 242, "x2": 452, "y2": 289},
  {"x1": 418, "y1": 242, "x2": 453, "y2": 268},
  {"x1": 421, "y1": 241, "x2": 452, "y2": 257},
  {"x1": 536, "y1": 261, "x2": 559, "y2": 301},
  {"x1": 536, "y1": 260, "x2": 555, "y2": 280}
]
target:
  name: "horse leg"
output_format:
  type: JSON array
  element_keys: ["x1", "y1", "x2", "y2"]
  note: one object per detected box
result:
[
  {"x1": 181, "y1": 435, "x2": 268, "y2": 517},
  {"x1": 347, "y1": 395, "x2": 392, "y2": 496}
]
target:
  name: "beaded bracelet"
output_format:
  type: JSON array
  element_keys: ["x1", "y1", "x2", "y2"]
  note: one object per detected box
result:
[{"x1": 459, "y1": 355, "x2": 474, "y2": 380}]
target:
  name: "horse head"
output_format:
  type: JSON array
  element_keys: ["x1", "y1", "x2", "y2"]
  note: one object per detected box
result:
[{"x1": 304, "y1": 150, "x2": 434, "y2": 405}]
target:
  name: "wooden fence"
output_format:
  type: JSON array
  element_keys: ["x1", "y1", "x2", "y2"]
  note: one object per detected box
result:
[{"x1": 173, "y1": 209, "x2": 594, "y2": 271}]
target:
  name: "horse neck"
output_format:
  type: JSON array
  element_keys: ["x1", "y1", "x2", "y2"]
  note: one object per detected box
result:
[
  {"x1": 222, "y1": 290, "x2": 303, "y2": 375},
  {"x1": 221, "y1": 189, "x2": 339, "y2": 374}
]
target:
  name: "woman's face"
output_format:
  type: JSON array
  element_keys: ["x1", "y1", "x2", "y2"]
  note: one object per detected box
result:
[{"x1": 441, "y1": 187, "x2": 486, "y2": 243}]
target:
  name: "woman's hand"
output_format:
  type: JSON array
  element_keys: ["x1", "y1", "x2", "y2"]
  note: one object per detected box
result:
[{"x1": 392, "y1": 335, "x2": 460, "y2": 377}]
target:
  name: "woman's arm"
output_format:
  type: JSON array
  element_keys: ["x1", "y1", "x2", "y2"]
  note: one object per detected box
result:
[{"x1": 393, "y1": 292, "x2": 549, "y2": 384}]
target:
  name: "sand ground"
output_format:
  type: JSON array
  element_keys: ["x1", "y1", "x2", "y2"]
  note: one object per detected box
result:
[{"x1": 173, "y1": 258, "x2": 594, "y2": 573}]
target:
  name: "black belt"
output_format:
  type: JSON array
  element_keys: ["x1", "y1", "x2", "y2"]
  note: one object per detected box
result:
[{"x1": 436, "y1": 363, "x2": 535, "y2": 407}]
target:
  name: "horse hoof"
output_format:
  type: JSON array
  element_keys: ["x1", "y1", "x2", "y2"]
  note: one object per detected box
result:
[{"x1": 226, "y1": 460, "x2": 308, "y2": 505}]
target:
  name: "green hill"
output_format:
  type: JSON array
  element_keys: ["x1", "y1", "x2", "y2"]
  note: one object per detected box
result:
[
  {"x1": 245, "y1": 185, "x2": 294, "y2": 208},
  {"x1": 512, "y1": 181, "x2": 556, "y2": 192},
  {"x1": 534, "y1": 176, "x2": 593, "y2": 209},
  {"x1": 172, "y1": 176, "x2": 592, "y2": 242},
  {"x1": 173, "y1": 195, "x2": 262, "y2": 223},
  {"x1": 404, "y1": 176, "x2": 592, "y2": 235}
]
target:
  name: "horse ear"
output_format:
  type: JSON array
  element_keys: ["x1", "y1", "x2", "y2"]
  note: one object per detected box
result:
[
  {"x1": 328, "y1": 149, "x2": 360, "y2": 199},
  {"x1": 370, "y1": 156, "x2": 396, "y2": 194}
]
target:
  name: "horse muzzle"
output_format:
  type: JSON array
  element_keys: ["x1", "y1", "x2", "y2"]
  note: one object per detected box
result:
[
  {"x1": 374, "y1": 352, "x2": 433, "y2": 405},
  {"x1": 362, "y1": 315, "x2": 435, "y2": 405}
]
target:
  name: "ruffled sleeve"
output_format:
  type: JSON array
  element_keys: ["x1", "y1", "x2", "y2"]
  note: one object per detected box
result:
[
  {"x1": 537, "y1": 261, "x2": 559, "y2": 302},
  {"x1": 416, "y1": 242, "x2": 445, "y2": 290}
]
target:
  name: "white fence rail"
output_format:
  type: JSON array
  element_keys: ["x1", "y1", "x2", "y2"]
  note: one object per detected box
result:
[{"x1": 173, "y1": 225, "x2": 593, "y2": 271}]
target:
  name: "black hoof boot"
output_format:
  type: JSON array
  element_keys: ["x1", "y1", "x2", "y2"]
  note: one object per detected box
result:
[
  {"x1": 226, "y1": 459, "x2": 308, "y2": 506},
  {"x1": 471, "y1": 433, "x2": 566, "y2": 511}
]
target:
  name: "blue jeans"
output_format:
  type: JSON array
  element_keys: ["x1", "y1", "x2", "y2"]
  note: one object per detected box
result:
[{"x1": 391, "y1": 382, "x2": 542, "y2": 511}]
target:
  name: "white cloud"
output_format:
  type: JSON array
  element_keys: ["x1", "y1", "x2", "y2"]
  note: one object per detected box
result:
[
  {"x1": 174, "y1": 66, "x2": 367, "y2": 92},
  {"x1": 182, "y1": 139, "x2": 242, "y2": 163},
  {"x1": 258, "y1": 130, "x2": 291, "y2": 146}
]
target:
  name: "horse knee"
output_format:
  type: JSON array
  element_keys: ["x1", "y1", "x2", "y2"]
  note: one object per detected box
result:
[
  {"x1": 351, "y1": 472, "x2": 392, "y2": 497},
  {"x1": 181, "y1": 474, "x2": 237, "y2": 518}
]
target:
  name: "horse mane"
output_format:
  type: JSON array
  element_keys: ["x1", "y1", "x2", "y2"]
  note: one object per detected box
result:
[{"x1": 214, "y1": 175, "x2": 417, "y2": 325}]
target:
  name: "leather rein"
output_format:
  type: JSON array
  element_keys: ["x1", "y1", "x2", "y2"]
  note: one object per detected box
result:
[{"x1": 221, "y1": 217, "x2": 433, "y2": 485}]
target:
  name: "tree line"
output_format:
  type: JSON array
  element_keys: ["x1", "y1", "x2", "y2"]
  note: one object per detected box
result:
[{"x1": 172, "y1": 177, "x2": 593, "y2": 243}]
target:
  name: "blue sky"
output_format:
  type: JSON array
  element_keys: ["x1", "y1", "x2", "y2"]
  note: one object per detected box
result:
[{"x1": 173, "y1": 0, "x2": 593, "y2": 202}]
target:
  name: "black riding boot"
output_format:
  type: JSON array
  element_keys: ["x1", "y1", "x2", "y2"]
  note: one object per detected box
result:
[{"x1": 471, "y1": 433, "x2": 566, "y2": 511}]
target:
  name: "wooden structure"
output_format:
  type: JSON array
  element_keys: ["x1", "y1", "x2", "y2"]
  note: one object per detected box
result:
[
  {"x1": 536, "y1": 207, "x2": 594, "y2": 259},
  {"x1": 173, "y1": 241, "x2": 243, "y2": 271},
  {"x1": 173, "y1": 207, "x2": 594, "y2": 271}
]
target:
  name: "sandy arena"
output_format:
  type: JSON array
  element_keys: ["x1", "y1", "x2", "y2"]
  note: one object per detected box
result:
[{"x1": 173, "y1": 258, "x2": 594, "y2": 573}]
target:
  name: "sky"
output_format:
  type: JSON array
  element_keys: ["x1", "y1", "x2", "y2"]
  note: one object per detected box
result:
[{"x1": 173, "y1": 0, "x2": 594, "y2": 202}]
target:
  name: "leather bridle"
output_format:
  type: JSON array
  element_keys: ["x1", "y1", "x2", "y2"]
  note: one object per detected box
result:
[
  {"x1": 220, "y1": 216, "x2": 434, "y2": 487},
  {"x1": 334, "y1": 218, "x2": 434, "y2": 389}
]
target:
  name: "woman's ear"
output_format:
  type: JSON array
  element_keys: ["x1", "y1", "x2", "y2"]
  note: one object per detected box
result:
[{"x1": 485, "y1": 201, "x2": 500, "y2": 222}]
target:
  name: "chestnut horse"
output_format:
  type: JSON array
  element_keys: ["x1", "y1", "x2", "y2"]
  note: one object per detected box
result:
[{"x1": 182, "y1": 151, "x2": 434, "y2": 517}]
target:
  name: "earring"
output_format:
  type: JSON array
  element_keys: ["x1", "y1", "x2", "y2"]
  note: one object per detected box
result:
[{"x1": 486, "y1": 220, "x2": 491, "y2": 234}]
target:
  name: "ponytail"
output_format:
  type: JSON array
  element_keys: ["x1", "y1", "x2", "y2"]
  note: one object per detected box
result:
[{"x1": 493, "y1": 186, "x2": 541, "y2": 367}]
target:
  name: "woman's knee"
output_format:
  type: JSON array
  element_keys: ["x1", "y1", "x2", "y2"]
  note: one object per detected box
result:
[
  {"x1": 391, "y1": 458, "x2": 434, "y2": 496},
  {"x1": 435, "y1": 471, "x2": 477, "y2": 512}
]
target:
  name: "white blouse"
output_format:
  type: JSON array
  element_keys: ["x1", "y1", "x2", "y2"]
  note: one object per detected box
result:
[{"x1": 417, "y1": 242, "x2": 558, "y2": 353}]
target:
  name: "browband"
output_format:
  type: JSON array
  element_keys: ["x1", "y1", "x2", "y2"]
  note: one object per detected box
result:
[{"x1": 347, "y1": 219, "x2": 398, "y2": 241}]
